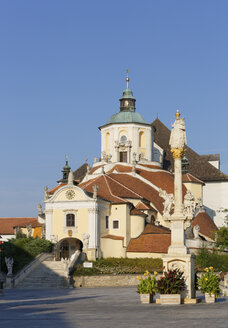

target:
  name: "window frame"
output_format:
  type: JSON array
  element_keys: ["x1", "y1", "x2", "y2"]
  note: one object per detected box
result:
[{"x1": 113, "y1": 220, "x2": 120, "y2": 230}]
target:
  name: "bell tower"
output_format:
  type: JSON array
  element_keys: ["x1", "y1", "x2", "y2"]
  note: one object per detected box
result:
[{"x1": 99, "y1": 71, "x2": 153, "y2": 164}]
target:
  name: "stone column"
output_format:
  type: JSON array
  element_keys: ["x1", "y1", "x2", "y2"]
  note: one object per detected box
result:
[
  {"x1": 88, "y1": 204, "x2": 99, "y2": 261},
  {"x1": 162, "y1": 111, "x2": 195, "y2": 299},
  {"x1": 168, "y1": 148, "x2": 187, "y2": 255}
]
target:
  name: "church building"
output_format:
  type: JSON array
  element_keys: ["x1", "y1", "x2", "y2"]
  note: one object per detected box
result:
[{"x1": 41, "y1": 73, "x2": 218, "y2": 261}]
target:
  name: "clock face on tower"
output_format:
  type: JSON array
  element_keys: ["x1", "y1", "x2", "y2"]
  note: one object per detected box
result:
[{"x1": 65, "y1": 190, "x2": 75, "y2": 200}]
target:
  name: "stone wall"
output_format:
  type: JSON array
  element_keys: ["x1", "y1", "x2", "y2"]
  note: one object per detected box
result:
[{"x1": 73, "y1": 273, "x2": 161, "y2": 288}]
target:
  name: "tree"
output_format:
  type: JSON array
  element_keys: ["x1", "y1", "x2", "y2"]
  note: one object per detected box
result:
[{"x1": 215, "y1": 214, "x2": 228, "y2": 251}]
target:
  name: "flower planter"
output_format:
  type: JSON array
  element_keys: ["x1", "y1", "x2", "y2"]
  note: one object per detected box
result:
[
  {"x1": 160, "y1": 294, "x2": 181, "y2": 305},
  {"x1": 205, "y1": 293, "x2": 216, "y2": 303},
  {"x1": 140, "y1": 293, "x2": 153, "y2": 304}
]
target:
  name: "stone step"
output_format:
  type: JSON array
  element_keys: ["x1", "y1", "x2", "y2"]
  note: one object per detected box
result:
[{"x1": 16, "y1": 260, "x2": 69, "y2": 289}]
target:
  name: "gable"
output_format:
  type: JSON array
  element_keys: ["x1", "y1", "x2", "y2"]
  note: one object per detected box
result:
[{"x1": 48, "y1": 186, "x2": 90, "y2": 202}]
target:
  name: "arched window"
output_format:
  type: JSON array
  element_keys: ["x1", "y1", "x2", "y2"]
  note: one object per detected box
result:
[
  {"x1": 66, "y1": 214, "x2": 75, "y2": 227},
  {"x1": 139, "y1": 131, "x2": 145, "y2": 148},
  {"x1": 120, "y1": 135, "x2": 127, "y2": 144},
  {"x1": 106, "y1": 132, "x2": 110, "y2": 150}
]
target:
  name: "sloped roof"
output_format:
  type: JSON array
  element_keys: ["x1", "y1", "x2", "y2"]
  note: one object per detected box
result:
[
  {"x1": 152, "y1": 118, "x2": 228, "y2": 182},
  {"x1": 127, "y1": 224, "x2": 171, "y2": 253},
  {"x1": 101, "y1": 234, "x2": 124, "y2": 240},
  {"x1": 130, "y1": 208, "x2": 147, "y2": 216},
  {"x1": 192, "y1": 211, "x2": 218, "y2": 239},
  {"x1": 73, "y1": 163, "x2": 89, "y2": 182},
  {"x1": 182, "y1": 173, "x2": 204, "y2": 184},
  {"x1": 0, "y1": 217, "x2": 42, "y2": 235},
  {"x1": 135, "y1": 201, "x2": 154, "y2": 211}
]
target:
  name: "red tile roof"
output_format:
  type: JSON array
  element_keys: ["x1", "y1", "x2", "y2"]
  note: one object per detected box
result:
[
  {"x1": 130, "y1": 208, "x2": 147, "y2": 216},
  {"x1": 135, "y1": 201, "x2": 154, "y2": 211},
  {"x1": 0, "y1": 218, "x2": 41, "y2": 235},
  {"x1": 192, "y1": 212, "x2": 218, "y2": 239},
  {"x1": 101, "y1": 234, "x2": 124, "y2": 240},
  {"x1": 143, "y1": 224, "x2": 171, "y2": 234},
  {"x1": 182, "y1": 173, "x2": 204, "y2": 184},
  {"x1": 127, "y1": 224, "x2": 171, "y2": 253},
  {"x1": 49, "y1": 183, "x2": 66, "y2": 194}
]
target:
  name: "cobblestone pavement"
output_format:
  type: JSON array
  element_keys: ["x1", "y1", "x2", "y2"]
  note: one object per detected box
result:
[{"x1": 0, "y1": 287, "x2": 227, "y2": 328}]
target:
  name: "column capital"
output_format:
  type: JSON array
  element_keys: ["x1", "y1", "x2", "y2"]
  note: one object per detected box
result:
[{"x1": 171, "y1": 148, "x2": 184, "y2": 159}]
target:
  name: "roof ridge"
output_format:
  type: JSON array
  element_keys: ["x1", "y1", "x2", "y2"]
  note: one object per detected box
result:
[
  {"x1": 103, "y1": 175, "x2": 126, "y2": 203},
  {"x1": 106, "y1": 174, "x2": 143, "y2": 199}
]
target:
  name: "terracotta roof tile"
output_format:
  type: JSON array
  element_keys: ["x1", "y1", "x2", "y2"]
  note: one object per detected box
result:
[
  {"x1": 135, "y1": 201, "x2": 154, "y2": 211},
  {"x1": 182, "y1": 173, "x2": 204, "y2": 184},
  {"x1": 101, "y1": 234, "x2": 124, "y2": 240},
  {"x1": 127, "y1": 233, "x2": 171, "y2": 253},
  {"x1": 130, "y1": 208, "x2": 147, "y2": 216},
  {"x1": 49, "y1": 183, "x2": 66, "y2": 194},
  {"x1": 143, "y1": 224, "x2": 171, "y2": 234},
  {"x1": 0, "y1": 218, "x2": 41, "y2": 235},
  {"x1": 192, "y1": 212, "x2": 218, "y2": 239}
]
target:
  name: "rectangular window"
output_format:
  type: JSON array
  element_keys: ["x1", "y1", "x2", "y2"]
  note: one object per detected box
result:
[
  {"x1": 105, "y1": 216, "x2": 109, "y2": 229},
  {"x1": 66, "y1": 214, "x2": 75, "y2": 227},
  {"x1": 113, "y1": 220, "x2": 119, "y2": 229}
]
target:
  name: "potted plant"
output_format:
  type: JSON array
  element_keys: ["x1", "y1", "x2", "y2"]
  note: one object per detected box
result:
[
  {"x1": 197, "y1": 266, "x2": 221, "y2": 303},
  {"x1": 156, "y1": 268, "x2": 185, "y2": 305},
  {"x1": 137, "y1": 270, "x2": 157, "y2": 303}
]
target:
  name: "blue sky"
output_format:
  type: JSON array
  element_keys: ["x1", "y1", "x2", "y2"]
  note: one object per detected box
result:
[{"x1": 1, "y1": 0, "x2": 228, "y2": 216}]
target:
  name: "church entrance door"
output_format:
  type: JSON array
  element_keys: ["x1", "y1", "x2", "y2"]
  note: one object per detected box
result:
[
  {"x1": 60, "y1": 240, "x2": 69, "y2": 259},
  {"x1": 56, "y1": 238, "x2": 83, "y2": 260}
]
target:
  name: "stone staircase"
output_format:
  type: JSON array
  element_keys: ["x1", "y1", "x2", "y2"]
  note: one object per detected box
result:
[{"x1": 16, "y1": 258, "x2": 69, "y2": 289}]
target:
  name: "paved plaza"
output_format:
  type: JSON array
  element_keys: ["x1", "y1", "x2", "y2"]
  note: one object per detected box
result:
[{"x1": 0, "y1": 287, "x2": 227, "y2": 328}]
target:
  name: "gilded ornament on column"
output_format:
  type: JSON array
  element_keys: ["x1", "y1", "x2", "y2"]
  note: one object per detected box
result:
[{"x1": 171, "y1": 148, "x2": 184, "y2": 159}]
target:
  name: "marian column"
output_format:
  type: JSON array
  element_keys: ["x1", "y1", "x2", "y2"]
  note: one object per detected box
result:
[
  {"x1": 162, "y1": 110, "x2": 195, "y2": 300},
  {"x1": 168, "y1": 110, "x2": 187, "y2": 254}
]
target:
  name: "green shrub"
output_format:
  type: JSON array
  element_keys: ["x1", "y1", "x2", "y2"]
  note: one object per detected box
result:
[
  {"x1": 136, "y1": 270, "x2": 157, "y2": 295},
  {"x1": 195, "y1": 248, "x2": 228, "y2": 272},
  {"x1": 197, "y1": 266, "x2": 221, "y2": 297},
  {"x1": 0, "y1": 237, "x2": 53, "y2": 274},
  {"x1": 73, "y1": 257, "x2": 163, "y2": 276},
  {"x1": 156, "y1": 268, "x2": 185, "y2": 294}
]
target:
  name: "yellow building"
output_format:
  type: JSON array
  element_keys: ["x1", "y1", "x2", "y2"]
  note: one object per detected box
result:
[{"x1": 43, "y1": 74, "x2": 216, "y2": 261}]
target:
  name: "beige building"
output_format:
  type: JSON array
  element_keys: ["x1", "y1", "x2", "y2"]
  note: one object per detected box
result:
[{"x1": 44, "y1": 75, "x2": 217, "y2": 261}]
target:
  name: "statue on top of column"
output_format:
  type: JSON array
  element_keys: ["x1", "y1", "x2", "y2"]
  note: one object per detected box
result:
[{"x1": 169, "y1": 110, "x2": 187, "y2": 150}]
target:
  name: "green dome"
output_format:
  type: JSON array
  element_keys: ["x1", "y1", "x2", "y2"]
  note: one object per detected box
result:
[
  {"x1": 107, "y1": 111, "x2": 148, "y2": 124},
  {"x1": 120, "y1": 88, "x2": 135, "y2": 100}
]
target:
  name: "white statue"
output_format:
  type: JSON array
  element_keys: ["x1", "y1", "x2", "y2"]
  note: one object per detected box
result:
[
  {"x1": 195, "y1": 197, "x2": 203, "y2": 213},
  {"x1": 159, "y1": 189, "x2": 174, "y2": 218},
  {"x1": 169, "y1": 111, "x2": 187, "y2": 149},
  {"x1": 26, "y1": 224, "x2": 32, "y2": 238},
  {"x1": 101, "y1": 151, "x2": 107, "y2": 162},
  {"x1": 37, "y1": 203, "x2": 42, "y2": 215},
  {"x1": 68, "y1": 169, "x2": 74, "y2": 185},
  {"x1": 44, "y1": 186, "x2": 49, "y2": 200},
  {"x1": 82, "y1": 233, "x2": 90, "y2": 250},
  {"x1": 92, "y1": 185, "x2": 99, "y2": 199},
  {"x1": 193, "y1": 224, "x2": 200, "y2": 239},
  {"x1": 50, "y1": 235, "x2": 58, "y2": 243},
  {"x1": 5, "y1": 257, "x2": 14, "y2": 276},
  {"x1": 132, "y1": 152, "x2": 137, "y2": 164},
  {"x1": 183, "y1": 190, "x2": 196, "y2": 218}
]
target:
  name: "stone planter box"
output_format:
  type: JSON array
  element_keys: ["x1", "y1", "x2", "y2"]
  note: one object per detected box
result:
[
  {"x1": 140, "y1": 294, "x2": 153, "y2": 304},
  {"x1": 205, "y1": 293, "x2": 216, "y2": 303},
  {"x1": 160, "y1": 294, "x2": 181, "y2": 305}
]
